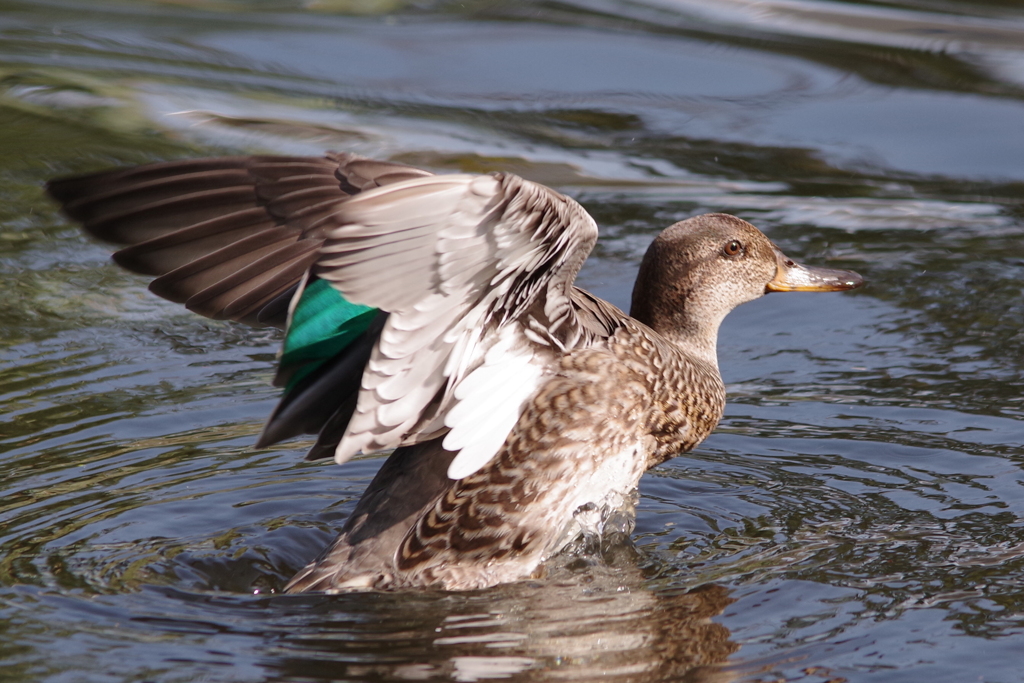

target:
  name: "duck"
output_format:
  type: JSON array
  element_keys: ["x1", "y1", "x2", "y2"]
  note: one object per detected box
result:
[{"x1": 46, "y1": 152, "x2": 862, "y2": 592}]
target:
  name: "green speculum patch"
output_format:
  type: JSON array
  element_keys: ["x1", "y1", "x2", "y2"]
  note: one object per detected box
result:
[{"x1": 278, "y1": 277, "x2": 377, "y2": 391}]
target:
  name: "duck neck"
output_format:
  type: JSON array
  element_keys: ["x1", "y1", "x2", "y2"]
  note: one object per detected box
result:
[
  {"x1": 630, "y1": 299, "x2": 723, "y2": 369},
  {"x1": 629, "y1": 246, "x2": 723, "y2": 369}
]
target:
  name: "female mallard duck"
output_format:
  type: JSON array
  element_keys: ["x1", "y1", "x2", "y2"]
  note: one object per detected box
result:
[{"x1": 47, "y1": 153, "x2": 862, "y2": 592}]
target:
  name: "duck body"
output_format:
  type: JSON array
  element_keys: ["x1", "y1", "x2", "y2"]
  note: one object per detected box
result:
[
  {"x1": 292, "y1": 317, "x2": 725, "y2": 591},
  {"x1": 46, "y1": 153, "x2": 861, "y2": 592}
]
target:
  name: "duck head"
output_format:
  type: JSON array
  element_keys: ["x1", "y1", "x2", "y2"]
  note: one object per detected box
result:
[{"x1": 630, "y1": 213, "x2": 862, "y2": 363}]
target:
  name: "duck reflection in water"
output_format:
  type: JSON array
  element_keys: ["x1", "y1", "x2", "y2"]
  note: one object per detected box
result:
[
  {"x1": 263, "y1": 536, "x2": 739, "y2": 683},
  {"x1": 47, "y1": 152, "x2": 862, "y2": 593}
]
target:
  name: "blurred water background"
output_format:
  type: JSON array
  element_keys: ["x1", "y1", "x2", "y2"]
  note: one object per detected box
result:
[{"x1": 3, "y1": 1, "x2": 1024, "y2": 681}]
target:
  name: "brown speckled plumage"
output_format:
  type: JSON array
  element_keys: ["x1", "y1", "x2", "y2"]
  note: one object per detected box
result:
[
  {"x1": 46, "y1": 152, "x2": 862, "y2": 593},
  {"x1": 385, "y1": 321, "x2": 726, "y2": 590}
]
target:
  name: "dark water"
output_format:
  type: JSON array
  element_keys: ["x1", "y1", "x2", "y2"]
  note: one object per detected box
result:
[{"x1": 3, "y1": 0, "x2": 1024, "y2": 680}]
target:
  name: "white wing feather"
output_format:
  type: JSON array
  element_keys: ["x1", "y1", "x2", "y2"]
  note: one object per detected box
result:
[
  {"x1": 313, "y1": 171, "x2": 598, "y2": 478},
  {"x1": 443, "y1": 328, "x2": 545, "y2": 479}
]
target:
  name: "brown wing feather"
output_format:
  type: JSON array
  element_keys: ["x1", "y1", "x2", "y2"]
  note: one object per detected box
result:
[{"x1": 46, "y1": 152, "x2": 436, "y2": 328}]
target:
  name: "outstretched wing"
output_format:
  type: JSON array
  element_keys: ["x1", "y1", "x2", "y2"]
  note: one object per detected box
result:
[
  {"x1": 46, "y1": 153, "x2": 434, "y2": 459},
  {"x1": 46, "y1": 153, "x2": 431, "y2": 327},
  {"x1": 313, "y1": 171, "x2": 600, "y2": 477},
  {"x1": 48, "y1": 154, "x2": 604, "y2": 479}
]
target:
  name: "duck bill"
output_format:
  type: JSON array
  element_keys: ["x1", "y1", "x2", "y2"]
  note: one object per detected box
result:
[{"x1": 766, "y1": 248, "x2": 863, "y2": 292}]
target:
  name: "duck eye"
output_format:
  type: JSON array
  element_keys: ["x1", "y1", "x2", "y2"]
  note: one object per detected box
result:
[{"x1": 723, "y1": 240, "x2": 742, "y2": 257}]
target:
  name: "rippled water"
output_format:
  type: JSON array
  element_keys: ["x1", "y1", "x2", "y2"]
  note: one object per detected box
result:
[{"x1": 3, "y1": 0, "x2": 1024, "y2": 681}]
